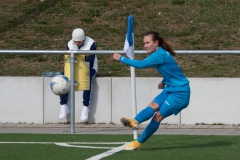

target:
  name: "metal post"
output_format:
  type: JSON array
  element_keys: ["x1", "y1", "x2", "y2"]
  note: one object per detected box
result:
[{"x1": 70, "y1": 52, "x2": 75, "y2": 133}]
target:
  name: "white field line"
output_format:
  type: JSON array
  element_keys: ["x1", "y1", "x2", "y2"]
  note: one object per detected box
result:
[
  {"x1": 0, "y1": 142, "x2": 127, "y2": 144},
  {"x1": 86, "y1": 142, "x2": 130, "y2": 160},
  {"x1": 0, "y1": 141, "x2": 129, "y2": 159},
  {"x1": 55, "y1": 143, "x2": 114, "y2": 149}
]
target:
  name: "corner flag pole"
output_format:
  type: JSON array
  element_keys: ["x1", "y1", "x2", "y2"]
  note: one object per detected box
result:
[{"x1": 124, "y1": 15, "x2": 138, "y2": 139}]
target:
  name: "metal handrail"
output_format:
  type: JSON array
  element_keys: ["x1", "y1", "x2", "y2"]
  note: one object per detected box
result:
[{"x1": 0, "y1": 50, "x2": 240, "y2": 55}]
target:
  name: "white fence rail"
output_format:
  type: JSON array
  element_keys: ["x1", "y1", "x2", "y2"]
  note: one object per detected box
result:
[{"x1": 1, "y1": 50, "x2": 240, "y2": 55}]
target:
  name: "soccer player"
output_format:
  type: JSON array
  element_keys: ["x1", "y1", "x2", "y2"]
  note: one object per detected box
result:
[
  {"x1": 59, "y1": 28, "x2": 98, "y2": 123},
  {"x1": 113, "y1": 31, "x2": 190, "y2": 150}
]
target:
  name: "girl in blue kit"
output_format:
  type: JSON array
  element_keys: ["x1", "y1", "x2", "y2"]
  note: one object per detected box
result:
[{"x1": 113, "y1": 31, "x2": 190, "y2": 150}]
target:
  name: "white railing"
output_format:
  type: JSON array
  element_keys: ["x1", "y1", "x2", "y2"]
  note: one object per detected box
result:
[{"x1": 1, "y1": 50, "x2": 240, "y2": 55}]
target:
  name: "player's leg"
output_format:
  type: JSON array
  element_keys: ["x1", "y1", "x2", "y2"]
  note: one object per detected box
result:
[
  {"x1": 137, "y1": 104, "x2": 173, "y2": 143},
  {"x1": 125, "y1": 85, "x2": 190, "y2": 150},
  {"x1": 120, "y1": 105, "x2": 157, "y2": 130},
  {"x1": 136, "y1": 85, "x2": 190, "y2": 145},
  {"x1": 59, "y1": 72, "x2": 69, "y2": 119},
  {"x1": 124, "y1": 102, "x2": 173, "y2": 150},
  {"x1": 60, "y1": 93, "x2": 68, "y2": 105},
  {"x1": 124, "y1": 86, "x2": 176, "y2": 150},
  {"x1": 59, "y1": 94, "x2": 70, "y2": 119},
  {"x1": 121, "y1": 89, "x2": 168, "y2": 130},
  {"x1": 81, "y1": 68, "x2": 96, "y2": 122}
]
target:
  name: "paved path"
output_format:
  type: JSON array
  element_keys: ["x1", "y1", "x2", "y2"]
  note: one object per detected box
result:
[{"x1": 0, "y1": 123, "x2": 240, "y2": 135}]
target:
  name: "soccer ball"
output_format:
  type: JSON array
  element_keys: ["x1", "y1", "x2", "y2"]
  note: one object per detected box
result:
[{"x1": 50, "y1": 75, "x2": 71, "y2": 96}]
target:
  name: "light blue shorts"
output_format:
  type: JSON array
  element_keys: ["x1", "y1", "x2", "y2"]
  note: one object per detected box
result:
[{"x1": 152, "y1": 84, "x2": 190, "y2": 118}]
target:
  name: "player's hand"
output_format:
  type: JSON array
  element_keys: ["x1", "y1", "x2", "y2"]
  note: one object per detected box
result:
[
  {"x1": 158, "y1": 82, "x2": 165, "y2": 89},
  {"x1": 113, "y1": 53, "x2": 121, "y2": 61}
]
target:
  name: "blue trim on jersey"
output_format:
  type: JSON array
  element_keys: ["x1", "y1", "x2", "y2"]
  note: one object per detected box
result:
[
  {"x1": 119, "y1": 47, "x2": 189, "y2": 86},
  {"x1": 90, "y1": 42, "x2": 97, "y2": 50}
]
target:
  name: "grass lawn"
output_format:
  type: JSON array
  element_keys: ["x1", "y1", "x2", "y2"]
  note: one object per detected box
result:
[
  {"x1": 0, "y1": 0, "x2": 240, "y2": 77},
  {"x1": 0, "y1": 134, "x2": 240, "y2": 160}
]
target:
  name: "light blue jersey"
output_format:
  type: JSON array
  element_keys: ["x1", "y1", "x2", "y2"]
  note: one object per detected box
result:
[
  {"x1": 119, "y1": 46, "x2": 191, "y2": 144},
  {"x1": 120, "y1": 47, "x2": 189, "y2": 86}
]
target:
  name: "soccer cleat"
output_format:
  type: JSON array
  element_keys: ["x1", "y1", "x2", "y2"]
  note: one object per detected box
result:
[
  {"x1": 59, "y1": 104, "x2": 69, "y2": 120},
  {"x1": 120, "y1": 117, "x2": 139, "y2": 130},
  {"x1": 125, "y1": 140, "x2": 142, "y2": 150},
  {"x1": 80, "y1": 106, "x2": 89, "y2": 123}
]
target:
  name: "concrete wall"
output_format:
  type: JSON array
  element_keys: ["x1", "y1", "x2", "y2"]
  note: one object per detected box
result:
[{"x1": 1, "y1": 77, "x2": 240, "y2": 125}]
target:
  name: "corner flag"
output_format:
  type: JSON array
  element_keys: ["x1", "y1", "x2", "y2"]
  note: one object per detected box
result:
[
  {"x1": 124, "y1": 15, "x2": 138, "y2": 140},
  {"x1": 124, "y1": 15, "x2": 134, "y2": 58}
]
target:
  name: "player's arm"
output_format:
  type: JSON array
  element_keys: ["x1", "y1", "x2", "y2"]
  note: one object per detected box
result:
[{"x1": 113, "y1": 52, "x2": 162, "y2": 69}]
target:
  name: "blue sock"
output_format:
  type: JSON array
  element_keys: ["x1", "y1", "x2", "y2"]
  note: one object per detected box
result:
[
  {"x1": 137, "y1": 119, "x2": 160, "y2": 143},
  {"x1": 135, "y1": 106, "x2": 155, "y2": 124}
]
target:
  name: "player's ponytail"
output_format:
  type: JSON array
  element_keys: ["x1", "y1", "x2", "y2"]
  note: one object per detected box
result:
[{"x1": 144, "y1": 31, "x2": 176, "y2": 56}]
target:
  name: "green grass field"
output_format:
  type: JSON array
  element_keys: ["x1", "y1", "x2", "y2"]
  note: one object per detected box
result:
[{"x1": 0, "y1": 134, "x2": 240, "y2": 160}]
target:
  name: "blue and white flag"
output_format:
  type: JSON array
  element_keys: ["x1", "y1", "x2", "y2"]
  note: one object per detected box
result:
[{"x1": 124, "y1": 15, "x2": 134, "y2": 58}]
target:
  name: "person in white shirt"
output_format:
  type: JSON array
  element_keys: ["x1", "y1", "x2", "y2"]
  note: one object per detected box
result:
[{"x1": 59, "y1": 28, "x2": 98, "y2": 124}]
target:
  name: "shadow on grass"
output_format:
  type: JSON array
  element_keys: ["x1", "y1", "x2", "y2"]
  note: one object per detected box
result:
[{"x1": 146, "y1": 141, "x2": 233, "y2": 151}]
